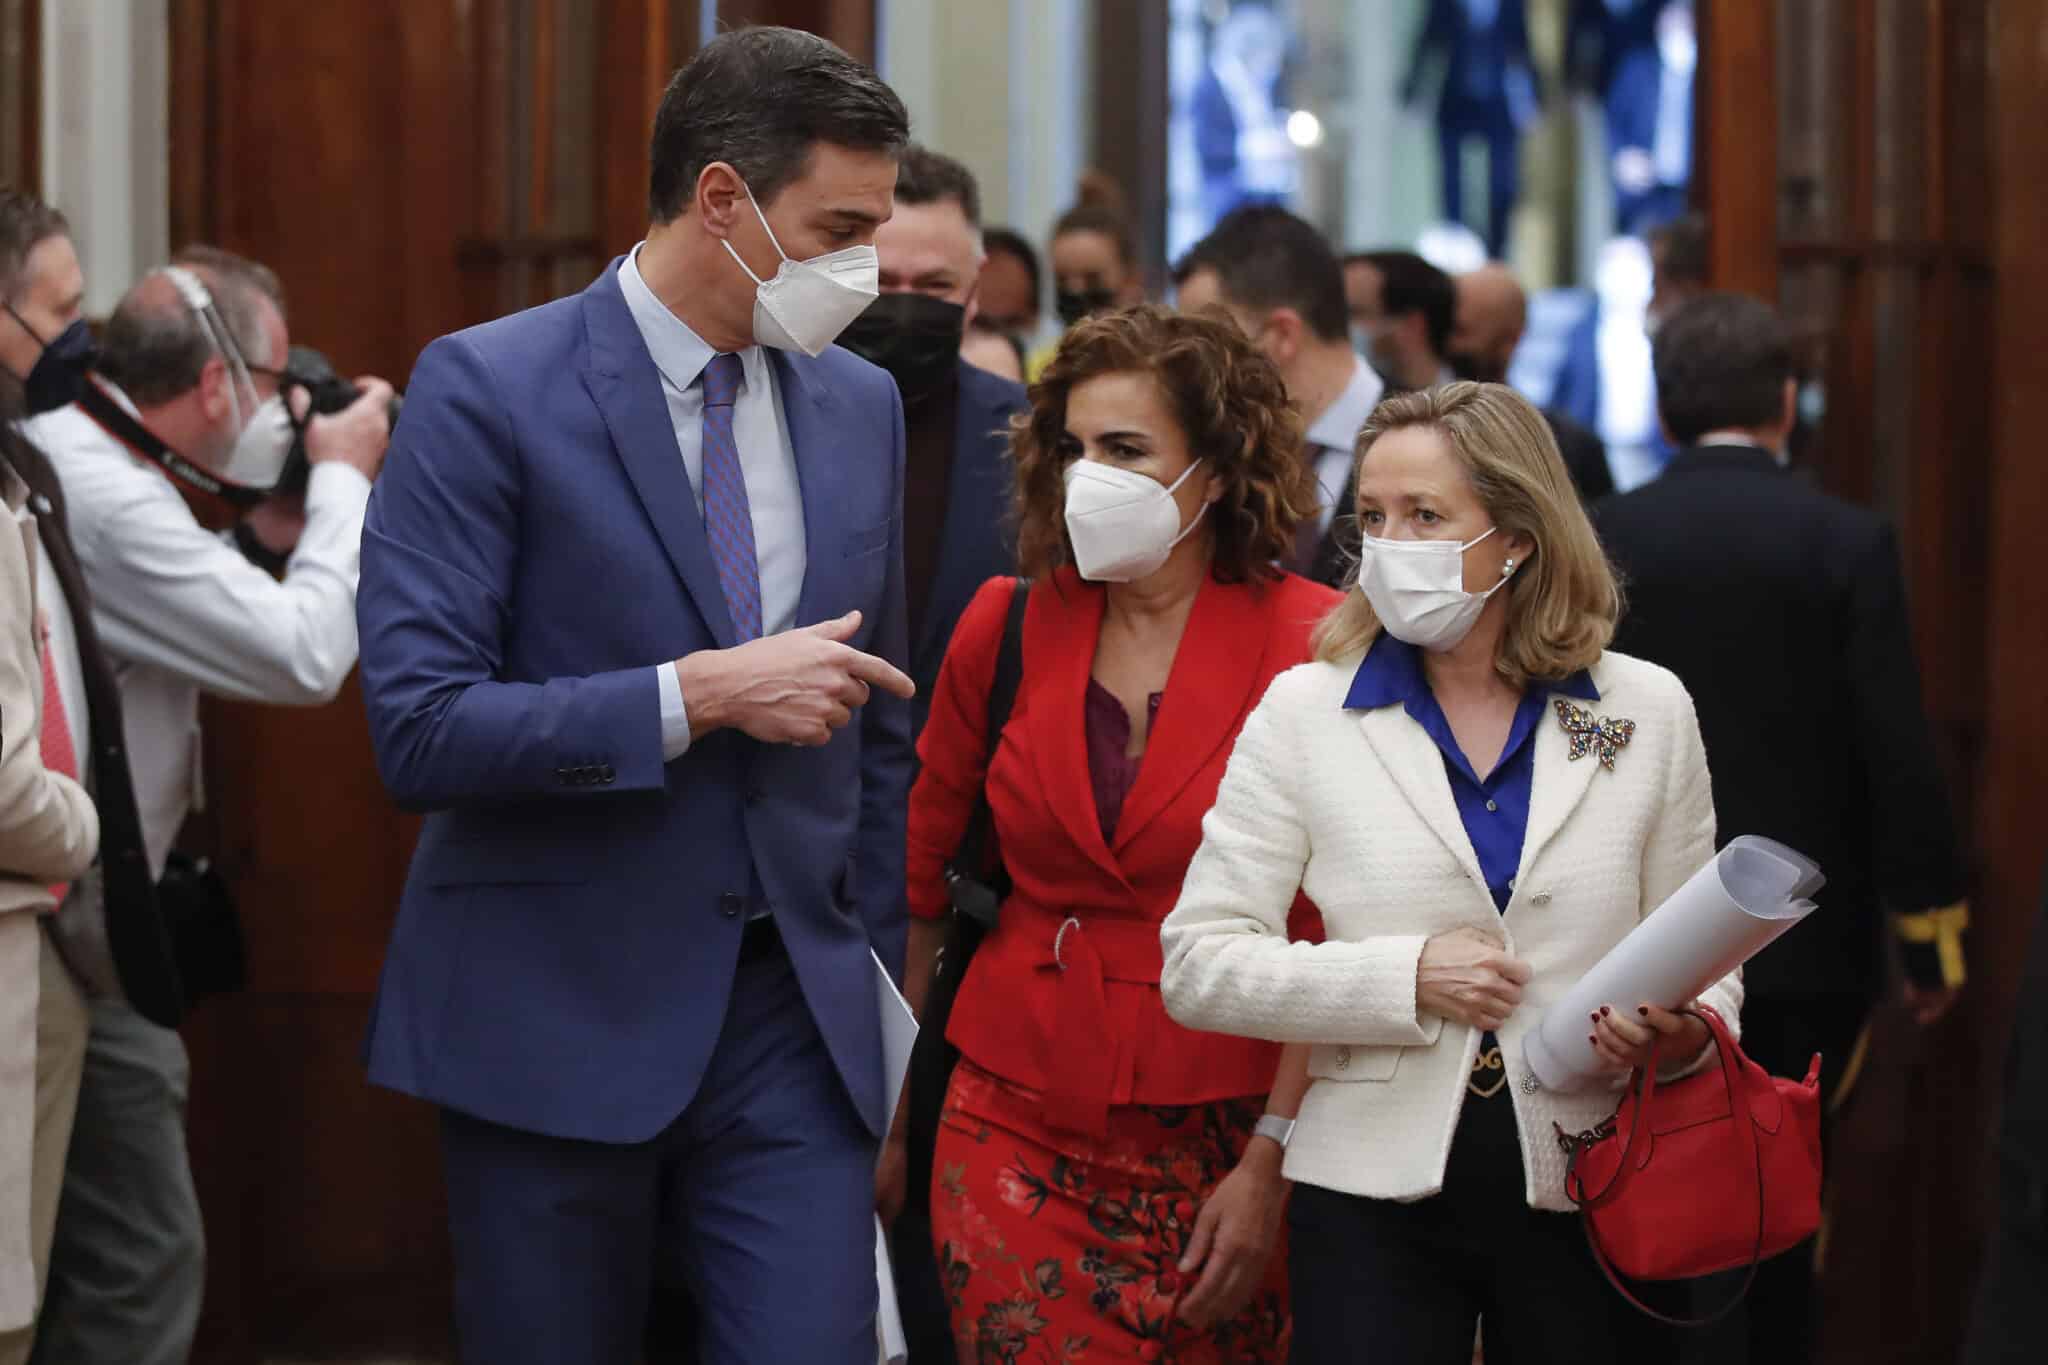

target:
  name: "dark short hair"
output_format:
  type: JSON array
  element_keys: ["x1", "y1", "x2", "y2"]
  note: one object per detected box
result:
[
  {"x1": 1349, "y1": 250, "x2": 1455, "y2": 358},
  {"x1": 1052, "y1": 173, "x2": 1136, "y2": 267},
  {"x1": 1173, "y1": 205, "x2": 1348, "y2": 343},
  {"x1": 1649, "y1": 213, "x2": 1709, "y2": 286},
  {"x1": 100, "y1": 248, "x2": 283, "y2": 406},
  {"x1": 1011, "y1": 304, "x2": 1316, "y2": 584},
  {"x1": 647, "y1": 26, "x2": 909, "y2": 223},
  {"x1": 982, "y1": 227, "x2": 1042, "y2": 302},
  {"x1": 893, "y1": 144, "x2": 981, "y2": 229},
  {"x1": 0, "y1": 188, "x2": 69, "y2": 304},
  {"x1": 1652, "y1": 292, "x2": 1793, "y2": 444}
]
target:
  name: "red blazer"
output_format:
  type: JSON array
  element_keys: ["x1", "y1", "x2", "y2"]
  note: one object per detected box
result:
[{"x1": 908, "y1": 567, "x2": 1339, "y2": 1134}]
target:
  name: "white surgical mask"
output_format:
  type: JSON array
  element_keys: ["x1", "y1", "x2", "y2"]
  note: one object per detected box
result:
[
  {"x1": 1062, "y1": 459, "x2": 1207, "y2": 582},
  {"x1": 222, "y1": 393, "x2": 297, "y2": 488},
  {"x1": 1356, "y1": 525, "x2": 1511, "y2": 651},
  {"x1": 722, "y1": 185, "x2": 879, "y2": 357}
]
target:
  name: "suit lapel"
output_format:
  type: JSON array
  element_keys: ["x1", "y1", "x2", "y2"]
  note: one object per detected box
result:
[
  {"x1": 769, "y1": 350, "x2": 849, "y2": 629},
  {"x1": 1026, "y1": 576, "x2": 1129, "y2": 887},
  {"x1": 1354, "y1": 704, "x2": 1489, "y2": 887},
  {"x1": 579, "y1": 267, "x2": 737, "y2": 648},
  {"x1": 1517, "y1": 687, "x2": 1605, "y2": 879},
  {"x1": 1112, "y1": 575, "x2": 1268, "y2": 853}
]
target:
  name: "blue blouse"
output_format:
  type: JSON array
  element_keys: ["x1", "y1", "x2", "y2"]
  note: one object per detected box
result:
[{"x1": 1343, "y1": 634, "x2": 1601, "y2": 912}]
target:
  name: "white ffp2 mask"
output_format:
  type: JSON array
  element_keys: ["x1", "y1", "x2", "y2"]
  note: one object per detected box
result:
[
  {"x1": 721, "y1": 186, "x2": 879, "y2": 357},
  {"x1": 1355, "y1": 526, "x2": 1511, "y2": 651},
  {"x1": 1062, "y1": 459, "x2": 1207, "y2": 582}
]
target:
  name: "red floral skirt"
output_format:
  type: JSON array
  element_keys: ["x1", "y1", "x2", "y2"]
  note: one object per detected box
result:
[{"x1": 929, "y1": 1059, "x2": 1290, "y2": 1363}]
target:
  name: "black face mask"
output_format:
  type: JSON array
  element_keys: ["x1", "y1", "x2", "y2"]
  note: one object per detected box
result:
[
  {"x1": 838, "y1": 293, "x2": 966, "y2": 408},
  {"x1": 1447, "y1": 349, "x2": 1504, "y2": 385},
  {"x1": 6, "y1": 305, "x2": 99, "y2": 416},
  {"x1": 1055, "y1": 286, "x2": 1117, "y2": 329}
]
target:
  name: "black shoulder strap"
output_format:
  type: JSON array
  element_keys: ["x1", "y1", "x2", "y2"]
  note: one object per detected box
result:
[
  {"x1": 74, "y1": 379, "x2": 268, "y2": 509},
  {"x1": 945, "y1": 577, "x2": 1030, "y2": 925}
]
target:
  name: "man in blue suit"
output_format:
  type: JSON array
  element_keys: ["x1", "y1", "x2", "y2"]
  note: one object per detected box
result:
[{"x1": 355, "y1": 27, "x2": 917, "y2": 1364}]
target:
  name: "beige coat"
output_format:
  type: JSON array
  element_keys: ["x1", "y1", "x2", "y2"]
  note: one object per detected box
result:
[
  {"x1": 1160, "y1": 648, "x2": 1741, "y2": 1214},
  {"x1": 0, "y1": 461, "x2": 97, "y2": 1333}
]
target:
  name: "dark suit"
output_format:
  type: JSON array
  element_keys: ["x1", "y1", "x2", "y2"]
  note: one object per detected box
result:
[
  {"x1": 0, "y1": 427, "x2": 181, "y2": 1026},
  {"x1": 1545, "y1": 408, "x2": 1614, "y2": 503},
  {"x1": 908, "y1": 362, "x2": 1024, "y2": 737},
  {"x1": 1406, "y1": 0, "x2": 1539, "y2": 255},
  {"x1": 1596, "y1": 444, "x2": 1966, "y2": 1362}
]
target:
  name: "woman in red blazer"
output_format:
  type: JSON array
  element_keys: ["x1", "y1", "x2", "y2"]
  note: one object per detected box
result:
[{"x1": 902, "y1": 306, "x2": 1341, "y2": 1362}]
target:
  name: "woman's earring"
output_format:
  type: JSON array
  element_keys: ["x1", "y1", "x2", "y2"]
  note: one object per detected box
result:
[{"x1": 1502, "y1": 557, "x2": 1517, "y2": 576}]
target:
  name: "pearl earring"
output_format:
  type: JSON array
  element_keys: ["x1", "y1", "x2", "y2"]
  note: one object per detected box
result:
[{"x1": 1502, "y1": 557, "x2": 1517, "y2": 575}]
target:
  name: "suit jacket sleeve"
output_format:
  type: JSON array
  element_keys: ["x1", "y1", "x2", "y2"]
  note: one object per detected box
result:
[
  {"x1": 358, "y1": 333, "x2": 664, "y2": 812},
  {"x1": 855, "y1": 384, "x2": 914, "y2": 980},
  {"x1": 1845, "y1": 523, "x2": 1968, "y2": 986},
  {"x1": 1639, "y1": 673, "x2": 1742, "y2": 1074},
  {"x1": 0, "y1": 524, "x2": 98, "y2": 887},
  {"x1": 1161, "y1": 673, "x2": 1442, "y2": 1048}
]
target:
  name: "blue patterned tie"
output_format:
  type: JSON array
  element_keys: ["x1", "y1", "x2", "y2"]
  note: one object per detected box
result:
[{"x1": 699, "y1": 353, "x2": 762, "y2": 642}]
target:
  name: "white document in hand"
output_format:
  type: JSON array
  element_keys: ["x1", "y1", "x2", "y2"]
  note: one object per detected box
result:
[{"x1": 873, "y1": 950, "x2": 919, "y2": 1365}]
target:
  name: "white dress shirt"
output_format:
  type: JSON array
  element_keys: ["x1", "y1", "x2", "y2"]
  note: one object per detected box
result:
[
  {"x1": 1304, "y1": 358, "x2": 1385, "y2": 536},
  {"x1": 22, "y1": 384, "x2": 369, "y2": 880},
  {"x1": 617, "y1": 244, "x2": 807, "y2": 761}
]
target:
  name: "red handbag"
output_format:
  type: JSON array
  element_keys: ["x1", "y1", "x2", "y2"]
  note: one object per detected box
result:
[{"x1": 1559, "y1": 1005, "x2": 1825, "y2": 1325}]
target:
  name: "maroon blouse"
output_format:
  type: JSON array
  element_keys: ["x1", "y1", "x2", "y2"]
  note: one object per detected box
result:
[{"x1": 1084, "y1": 679, "x2": 1164, "y2": 843}]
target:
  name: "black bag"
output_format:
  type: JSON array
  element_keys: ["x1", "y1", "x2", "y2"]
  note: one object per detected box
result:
[
  {"x1": 156, "y1": 851, "x2": 248, "y2": 1005},
  {"x1": 891, "y1": 576, "x2": 1030, "y2": 1363}
]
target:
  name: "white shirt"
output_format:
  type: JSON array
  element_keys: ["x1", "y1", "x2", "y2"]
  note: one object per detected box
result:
[
  {"x1": 21, "y1": 385, "x2": 369, "y2": 879},
  {"x1": 617, "y1": 244, "x2": 807, "y2": 760},
  {"x1": 1304, "y1": 358, "x2": 1385, "y2": 536}
]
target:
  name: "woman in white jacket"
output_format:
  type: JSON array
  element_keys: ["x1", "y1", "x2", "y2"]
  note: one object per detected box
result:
[{"x1": 1159, "y1": 382, "x2": 1738, "y2": 1363}]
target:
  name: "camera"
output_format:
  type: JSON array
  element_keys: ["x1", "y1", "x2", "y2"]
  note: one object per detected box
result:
[{"x1": 273, "y1": 345, "x2": 403, "y2": 496}]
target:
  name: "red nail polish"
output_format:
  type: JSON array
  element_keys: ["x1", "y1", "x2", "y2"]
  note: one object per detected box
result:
[
  {"x1": 1587, "y1": 1035, "x2": 1597, "y2": 1045},
  {"x1": 1637, "y1": 1007, "x2": 1649, "y2": 1017},
  {"x1": 1600, "y1": 1005, "x2": 1611, "y2": 1017},
  {"x1": 1589, "y1": 1012, "x2": 1600, "y2": 1023}
]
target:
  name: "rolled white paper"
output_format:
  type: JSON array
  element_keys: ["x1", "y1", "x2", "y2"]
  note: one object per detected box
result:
[{"x1": 1523, "y1": 835, "x2": 1824, "y2": 1092}]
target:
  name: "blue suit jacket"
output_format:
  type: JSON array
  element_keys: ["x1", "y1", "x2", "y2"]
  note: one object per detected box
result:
[
  {"x1": 908, "y1": 361, "x2": 1025, "y2": 737},
  {"x1": 357, "y1": 262, "x2": 915, "y2": 1144}
]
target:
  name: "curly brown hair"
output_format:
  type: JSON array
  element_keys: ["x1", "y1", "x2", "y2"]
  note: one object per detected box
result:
[{"x1": 1011, "y1": 304, "x2": 1317, "y2": 583}]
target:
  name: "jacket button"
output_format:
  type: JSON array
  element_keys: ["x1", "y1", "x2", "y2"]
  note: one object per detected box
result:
[
  {"x1": 718, "y1": 893, "x2": 744, "y2": 919},
  {"x1": 599, "y1": 764, "x2": 616, "y2": 784},
  {"x1": 555, "y1": 766, "x2": 571, "y2": 783},
  {"x1": 1334, "y1": 1046, "x2": 1351, "y2": 1072},
  {"x1": 1533, "y1": 892, "x2": 1553, "y2": 906}
]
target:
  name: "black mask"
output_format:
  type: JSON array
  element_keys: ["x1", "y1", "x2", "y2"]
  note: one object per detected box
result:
[
  {"x1": 1447, "y1": 350, "x2": 1504, "y2": 385},
  {"x1": 1055, "y1": 286, "x2": 1117, "y2": 328},
  {"x1": 6, "y1": 306, "x2": 98, "y2": 416},
  {"x1": 838, "y1": 293, "x2": 966, "y2": 408}
]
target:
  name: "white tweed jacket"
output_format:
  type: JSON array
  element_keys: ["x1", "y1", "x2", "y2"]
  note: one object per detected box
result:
[{"x1": 1160, "y1": 648, "x2": 1740, "y2": 1213}]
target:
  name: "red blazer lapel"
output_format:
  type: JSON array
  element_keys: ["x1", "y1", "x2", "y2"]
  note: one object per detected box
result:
[
  {"x1": 1111, "y1": 574, "x2": 1275, "y2": 855},
  {"x1": 1024, "y1": 571, "x2": 1131, "y2": 888}
]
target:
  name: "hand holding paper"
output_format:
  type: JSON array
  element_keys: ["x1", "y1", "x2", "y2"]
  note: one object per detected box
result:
[{"x1": 1524, "y1": 836, "x2": 1824, "y2": 1092}]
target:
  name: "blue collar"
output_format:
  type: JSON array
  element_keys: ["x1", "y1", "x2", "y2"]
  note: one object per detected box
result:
[{"x1": 1343, "y1": 633, "x2": 1600, "y2": 712}]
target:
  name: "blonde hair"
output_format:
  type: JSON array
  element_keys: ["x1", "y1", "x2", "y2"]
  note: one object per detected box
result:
[{"x1": 1311, "y1": 382, "x2": 1621, "y2": 688}]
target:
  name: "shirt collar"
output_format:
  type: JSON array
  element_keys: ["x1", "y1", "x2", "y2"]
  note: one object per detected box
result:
[
  {"x1": 1696, "y1": 430, "x2": 1789, "y2": 466},
  {"x1": 617, "y1": 242, "x2": 766, "y2": 398},
  {"x1": 1305, "y1": 357, "x2": 1385, "y2": 455},
  {"x1": 1342, "y1": 632, "x2": 1600, "y2": 711}
]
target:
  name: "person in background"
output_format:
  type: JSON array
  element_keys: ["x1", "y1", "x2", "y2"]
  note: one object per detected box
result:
[
  {"x1": 1033, "y1": 173, "x2": 1144, "y2": 379},
  {"x1": 1343, "y1": 250, "x2": 1457, "y2": 393},
  {"x1": 906, "y1": 306, "x2": 1337, "y2": 1362},
  {"x1": 1646, "y1": 212, "x2": 1708, "y2": 332},
  {"x1": 966, "y1": 226, "x2": 1042, "y2": 380},
  {"x1": 1450, "y1": 263, "x2": 1614, "y2": 502},
  {"x1": 0, "y1": 189, "x2": 101, "y2": 1365},
  {"x1": 1595, "y1": 293, "x2": 1968, "y2": 1364},
  {"x1": 1161, "y1": 380, "x2": 1734, "y2": 1364},
  {"x1": 838, "y1": 144, "x2": 1027, "y2": 740},
  {"x1": 22, "y1": 244, "x2": 391, "y2": 1365},
  {"x1": 1173, "y1": 205, "x2": 1383, "y2": 588}
]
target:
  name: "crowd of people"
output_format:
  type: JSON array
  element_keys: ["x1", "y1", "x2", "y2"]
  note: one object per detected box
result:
[{"x1": 0, "y1": 21, "x2": 2033, "y2": 1365}]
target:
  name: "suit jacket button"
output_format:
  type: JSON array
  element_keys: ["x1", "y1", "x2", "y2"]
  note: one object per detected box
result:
[
  {"x1": 718, "y1": 893, "x2": 744, "y2": 918},
  {"x1": 599, "y1": 764, "x2": 616, "y2": 783},
  {"x1": 555, "y1": 766, "x2": 571, "y2": 783},
  {"x1": 1334, "y1": 1046, "x2": 1351, "y2": 1072},
  {"x1": 1533, "y1": 892, "x2": 1553, "y2": 906}
]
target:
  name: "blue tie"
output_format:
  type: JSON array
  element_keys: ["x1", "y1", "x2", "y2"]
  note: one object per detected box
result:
[{"x1": 699, "y1": 353, "x2": 762, "y2": 642}]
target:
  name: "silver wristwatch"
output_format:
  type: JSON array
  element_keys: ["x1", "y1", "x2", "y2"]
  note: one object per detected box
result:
[{"x1": 1252, "y1": 1114, "x2": 1296, "y2": 1151}]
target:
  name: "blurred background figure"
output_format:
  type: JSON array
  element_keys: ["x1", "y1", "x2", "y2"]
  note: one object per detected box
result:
[
  {"x1": 1549, "y1": 233, "x2": 1663, "y2": 488},
  {"x1": 964, "y1": 226, "x2": 1042, "y2": 381},
  {"x1": 1567, "y1": 0, "x2": 1696, "y2": 236},
  {"x1": 1037, "y1": 173, "x2": 1145, "y2": 379},
  {"x1": 1192, "y1": 1, "x2": 1298, "y2": 225},
  {"x1": 1403, "y1": 0, "x2": 1541, "y2": 257},
  {"x1": 1343, "y1": 249, "x2": 1457, "y2": 394}
]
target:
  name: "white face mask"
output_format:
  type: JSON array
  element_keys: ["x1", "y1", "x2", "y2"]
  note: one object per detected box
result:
[
  {"x1": 1356, "y1": 525, "x2": 1512, "y2": 651},
  {"x1": 1062, "y1": 458, "x2": 1207, "y2": 583},
  {"x1": 721, "y1": 184, "x2": 879, "y2": 357},
  {"x1": 222, "y1": 393, "x2": 297, "y2": 487}
]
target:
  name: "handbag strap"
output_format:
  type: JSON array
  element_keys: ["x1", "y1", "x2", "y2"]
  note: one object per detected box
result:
[
  {"x1": 1576, "y1": 1006, "x2": 1774, "y2": 1328},
  {"x1": 943, "y1": 577, "x2": 1031, "y2": 927}
]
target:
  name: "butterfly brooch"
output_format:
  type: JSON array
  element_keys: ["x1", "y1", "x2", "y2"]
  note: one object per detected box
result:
[{"x1": 1554, "y1": 699, "x2": 1636, "y2": 771}]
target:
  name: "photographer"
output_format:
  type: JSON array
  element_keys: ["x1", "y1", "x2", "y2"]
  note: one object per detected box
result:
[{"x1": 17, "y1": 245, "x2": 390, "y2": 1365}]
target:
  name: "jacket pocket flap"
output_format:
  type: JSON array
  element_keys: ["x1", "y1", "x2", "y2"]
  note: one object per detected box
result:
[{"x1": 1307, "y1": 1042, "x2": 1402, "y2": 1082}]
